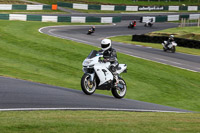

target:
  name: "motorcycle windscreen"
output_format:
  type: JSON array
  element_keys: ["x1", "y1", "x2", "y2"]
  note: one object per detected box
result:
[{"x1": 87, "y1": 50, "x2": 98, "y2": 59}]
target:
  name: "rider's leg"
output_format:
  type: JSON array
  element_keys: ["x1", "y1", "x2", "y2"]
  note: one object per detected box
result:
[{"x1": 110, "y1": 61, "x2": 119, "y2": 86}]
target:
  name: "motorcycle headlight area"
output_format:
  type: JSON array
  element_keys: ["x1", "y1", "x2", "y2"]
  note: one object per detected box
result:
[{"x1": 83, "y1": 60, "x2": 92, "y2": 65}]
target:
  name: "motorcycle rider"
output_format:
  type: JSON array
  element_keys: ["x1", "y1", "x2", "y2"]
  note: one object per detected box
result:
[
  {"x1": 145, "y1": 18, "x2": 153, "y2": 26},
  {"x1": 92, "y1": 26, "x2": 95, "y2": 32},
  {"x1": 89, "y1": 26, "x2": 95, "y2": 33},
  {"x1": 133, "y1": 20, "x2": 136, "y2": 26},
  {"x1": 88, "y1": 26, "x2": 95, "y2": 34},
  {"x1": 129, "y1": 20, "x2": 136, "y2": 27},
  {"x1": 99, "y1": 39, "x2": 119, "y2": 86},
  {"x1": 165, "y1": 35, "x2": 174, "y2": 48}
]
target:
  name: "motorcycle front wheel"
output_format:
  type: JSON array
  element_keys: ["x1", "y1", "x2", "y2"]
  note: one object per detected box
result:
[
  {"x1": 81, "y1": 74, "x2": 96, "y2": 95},
  {"x1": 163, "y1": 47, "x2": 167, "y2": 52},
  {"x1": 111, "y1": 78, "x2": 127, "y2": 99},
  {"x1": 171, "y1": 46, "x2": 176, "y2": 53}
]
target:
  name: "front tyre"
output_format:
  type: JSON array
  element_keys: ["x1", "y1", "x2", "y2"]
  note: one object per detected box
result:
[
  {"x1": 111, "y1": 78, "x2": 127, "y2": 99},
  {"x1": 163, "y1": 47, "x2": 167, "y2": 52},
  {"x1": 81, "y1": 74, "x2": 96, "y2": 95},
  {"x1": 171, "y1": 46, "x2": 176, "y2": 53}
]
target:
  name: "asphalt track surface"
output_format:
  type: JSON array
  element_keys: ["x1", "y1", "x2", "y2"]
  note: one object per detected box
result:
[
  {"x1": 0, "y1": 76, "x2": 191, "y2": 112},
  {"x1": 0, "y1": 20, "x2": 199, "y2": 112},
  {"x1": 40, "y1": 21, "x2": 200, "y2": 72}
]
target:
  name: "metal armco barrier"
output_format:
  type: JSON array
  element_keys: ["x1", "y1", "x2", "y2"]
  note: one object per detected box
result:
[{"x1": 0, "y1": 4, "x2": 52, "y2": 10}]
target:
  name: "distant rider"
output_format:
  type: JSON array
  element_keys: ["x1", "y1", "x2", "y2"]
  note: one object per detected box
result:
[
  {"x1": 130, "y1": 20, "x2": 136, "y2": 27},
  {"x1": 133, "y1": 20, "x2": 136, "y2": 26},
  {"x1": 99, "y1": 39, "x2": 119, "y2": 86},
  {"x1": 166, "y1": 35, "x2": 174, "y2": 48},
  {"x1": 91, "y1": 26, "x2": 95, "y2": 32}
]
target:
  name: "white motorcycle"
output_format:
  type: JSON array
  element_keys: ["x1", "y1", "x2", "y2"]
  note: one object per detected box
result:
[
  {"x1": 144, "y1": 19, "x2": 153, "y2": 27},
  {"x1": 162, "y1": 41, "x2": 177, "y2": 53},
  {"x1": 81, "y1": 50, "x2": 127, "y2": 98}
]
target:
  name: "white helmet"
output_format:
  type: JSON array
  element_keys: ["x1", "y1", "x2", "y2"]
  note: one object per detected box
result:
[
  {"x1": 101, "y1": 39, "x2": 111, "y2": 51},
  {"x1": 170, "y1": 35, "x2": 174, "y2": 38}
]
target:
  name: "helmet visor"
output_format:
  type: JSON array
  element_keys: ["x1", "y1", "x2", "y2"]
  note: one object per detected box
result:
[{"x1": 101, "y1": 43, "x2": 110, "y2": 49}]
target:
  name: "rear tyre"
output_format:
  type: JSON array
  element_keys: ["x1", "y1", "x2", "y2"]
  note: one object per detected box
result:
[
  {"x1": 171, "y1": 46, "x2": 176, "y2": 53},
  {"x1": 111, "y1": 78, "x2": 127, "y2": 99},
  {"x1": 81, "y1": 74, "x2": 96, "y2": 95}
]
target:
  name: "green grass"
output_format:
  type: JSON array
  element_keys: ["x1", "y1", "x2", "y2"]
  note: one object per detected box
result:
[
  {"x1": 0, "y1": 111, "x2": 200, "y2": 133},
  {"x1": 30, "y1": 0, "x2": 200, "y2": 6},
  {"x1": 110, "y1": 35, "x2": 200, "y2": 56},
  {"x1": 0, "y1": 20, "x2": 200, "y2": 111},
  {"x1": 149, "y1": 26, "x2": 200, "y2": 41},
  {"x1": 70, "y1": 8, "x2": 200, "y2": 13},
  {"x1": 0, "y1": 10, "x2": 66, "y2": 14},
  {"x1": 0, "y1": 0, "x2": 30, "y2": 4}
]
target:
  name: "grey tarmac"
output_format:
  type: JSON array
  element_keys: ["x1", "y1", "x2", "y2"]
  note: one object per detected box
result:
[{"x1": 0, "y1": 76, "x2": 191, "y2": 112}]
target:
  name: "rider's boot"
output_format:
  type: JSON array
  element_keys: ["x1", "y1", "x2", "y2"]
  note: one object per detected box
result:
[{"x1": 114, "y1": 74, "x2": 119, "y2": 87}]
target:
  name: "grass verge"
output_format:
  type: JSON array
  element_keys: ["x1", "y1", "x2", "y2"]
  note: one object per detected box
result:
[
  {"x1": 0, "y1": 0, "x2": 31, "y2": 4},
  {"x1": 110, "y1": 35, "x2": 200, "y2": 56},
  {"x1": 69, "y1": 8, "x2": 200, "y2": 14},
  {"x1": 148, "y1": 26, "x2": 200, "y2": 41},
  {"x1": 29, "y1": 0, "x2": 200, "y2": 6},
  {"x1": 0, "y1": 10, "x2": 66, "y2": 14},
  {"x1": 0, "y1": 111, "x2": 200, "y2": 133},
  {"x1": 0, "y1": 20, "x2": 200, "y2": 111}
]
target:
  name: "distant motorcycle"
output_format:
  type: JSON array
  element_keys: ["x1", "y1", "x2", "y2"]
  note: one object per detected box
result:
[
  {"x1": 128, "y1": 21, "x2": 136, "y2": 28},
  {"x1": 144, "y1": 18, "x2": 153, "y2": 27},
  {"x1": 87, "y1": 26, "x2": 95, "y2": 35},
  {"x1": 162, "y1": 41, "x2": 177, "y2": 53},
  {"x1": 87, "y1": 29, "x2": 94, "y2": 35}
]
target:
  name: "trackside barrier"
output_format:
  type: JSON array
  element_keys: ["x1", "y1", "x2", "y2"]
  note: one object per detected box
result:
[
  {"x1": 132, "y1": 35, "x2": 200, "y2": 49},
  {"x1": 141, "y1": 14, "x2": 200, "y2": 22},
  {"x1": 0, "y1": 14, "x2": 121, "y2": 23},
  {"x1": 0, "y1": 4, "x2": 52, "y2": 10},
  {"x1": 57, "y1": 2, "x2": 200, "y2": 11}
]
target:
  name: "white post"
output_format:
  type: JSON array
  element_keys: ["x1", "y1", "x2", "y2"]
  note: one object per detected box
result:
[
  {"x1": 180, "y1": 18, "x2": 183, "y2": 27},
  {"x1": 184, "y1": 18, "x2": 186, "y2": 27}
]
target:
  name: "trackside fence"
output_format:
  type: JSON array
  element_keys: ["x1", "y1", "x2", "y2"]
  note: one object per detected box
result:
[
  {"x1": 0, "y1": 14, "x2": 121, "y2": 23},
  {"x1": 132, "y1": 35, "x2": 200, "y2": 49},
  {"x1": 57, "y1": 2, "x2": 200, "y2": 11},
  {"x1": 141, "y1": 14, "x2": 200, "y2": 22},
  {"x1": 0, "y1": 4, "x2": 53, "y2": 10}
]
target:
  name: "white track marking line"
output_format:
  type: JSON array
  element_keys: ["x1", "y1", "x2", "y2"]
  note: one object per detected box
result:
[
  {"x1": 48, "y1": 29, "x2": 93, "y2": 45},
  {"x1": 154, "y1": 57, "x2": 182, "y2": 65},
  {"x1": 119, "y1": 49, "x2": 198, "y2": 73},
  {"x1": 0, "y1": 108, "x2": 188, "y2": 113}
]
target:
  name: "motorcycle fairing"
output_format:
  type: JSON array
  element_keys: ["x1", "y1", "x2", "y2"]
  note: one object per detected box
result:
[{"x1": 94, "y1": 63, "x2": 113, "y2": 86}]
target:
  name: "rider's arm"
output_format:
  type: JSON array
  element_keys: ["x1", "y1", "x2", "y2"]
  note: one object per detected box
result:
[{"x1": 106, "y1": 49, "x2": 117, "y2": 62}]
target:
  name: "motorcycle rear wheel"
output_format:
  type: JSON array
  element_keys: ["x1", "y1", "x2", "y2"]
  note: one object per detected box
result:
[
  {"x1": 81, "y1": 74, "x2": 96, "y2": 95},
  {"x1": 111, "y1": 78, "x2": 127, "y2": 99}
]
